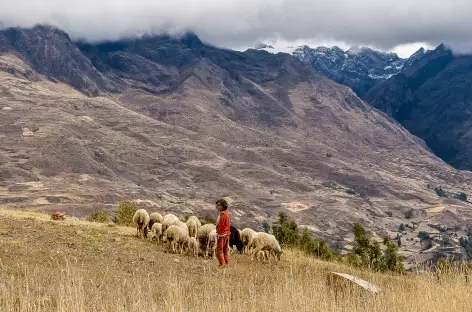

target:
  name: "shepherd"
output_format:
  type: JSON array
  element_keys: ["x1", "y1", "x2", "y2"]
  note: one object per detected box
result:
[{"x1": 215, "y1": 199, "x2": 231, "y2": 267}]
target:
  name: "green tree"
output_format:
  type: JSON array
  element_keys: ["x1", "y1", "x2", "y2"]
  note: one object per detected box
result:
[
  {"x1": 272, "y1": 213, "x2": 334, "y2": 261},
  {"x1": 272, "y1": 212, "x2": 299, "y2": 247},
  {"x1": 350, "y1": 223, "x2": 404, "y2": 273},
  {"x1": 383, "y1": 236, "x2": 405, "y2": 273},
  {"x1": 113, "y1": 201, "x2": 139, "y2": 226},
  {"x1": 299, "y1": 229, "x2": 333, "y2": 261}
]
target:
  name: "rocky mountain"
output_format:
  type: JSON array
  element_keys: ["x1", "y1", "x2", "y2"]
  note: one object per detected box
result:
[
  {"x1": 292, "y1": 46, "x2": 406, "y2": 97},
  {"x1": 0, "y1": 25, "x2": 116, "y2": 96},
  {"x1": 365, "y1": 44, "x2": 472, "y2": 170},
  {"x1": 252, "y1": 43, "x2": 418, "y2": 97},
  {"x1": 2, "y1": 25, "x2": 472, "y2": 265}
]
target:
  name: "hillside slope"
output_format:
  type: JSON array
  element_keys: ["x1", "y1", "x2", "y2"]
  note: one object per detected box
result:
[
  {"x1": 1, "y1": 208, "x2": 471, "y2": 312},
  {"x1": 1, "y1": 26, "x2": 472, "y2": 257}
]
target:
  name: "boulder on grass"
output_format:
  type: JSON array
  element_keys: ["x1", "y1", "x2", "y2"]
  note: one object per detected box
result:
[{"x1": 326, "y1": 272, "x2": 380, "y2": 297}]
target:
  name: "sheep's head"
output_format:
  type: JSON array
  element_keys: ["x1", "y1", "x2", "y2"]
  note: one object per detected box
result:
[
  {"x1": 277, "y1": 250, "x2": 283, "y2": 261},
  {"x1": 236, "y1": 242, "x2": 244, "y2": 254}
]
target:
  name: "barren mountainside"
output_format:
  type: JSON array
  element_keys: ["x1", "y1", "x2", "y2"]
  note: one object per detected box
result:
[{"x1": 1, "y1": 25, "x2": 472, "y2": 265}]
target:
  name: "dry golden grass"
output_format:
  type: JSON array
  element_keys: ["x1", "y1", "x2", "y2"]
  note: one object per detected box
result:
[{"x1": 0, "y1": 208, "x2": 470, "y2": 312}]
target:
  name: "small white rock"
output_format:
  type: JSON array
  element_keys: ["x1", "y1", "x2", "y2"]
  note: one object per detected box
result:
[{"x1": 22, "y1": 128, "x2": 34, "y2": 137}]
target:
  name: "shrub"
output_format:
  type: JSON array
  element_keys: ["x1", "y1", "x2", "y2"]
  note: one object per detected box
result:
[
  {"x1": 113, "y1": 201, "x2": 139, "y2": 226},
  {"x1": 345, "y1": 189, "x2": 357, "y2": 195},
  {"x1": 434, "y1": 187, "x2": 447, "y2": 198},
  {"x1": 457, "y1": 192, "x2": 468, "y2": 202},
  {"x1": 299, "y1": 230, "x2": 333, "y2": 261},
  {"x1": 87, "y1": 210, "x2": 110, "y2": 223},
  {"x1": 459, "y1": 229, "x2": 472, "y2": 260},
  {"x1": 386, "y1": 211, "x2": 393, "y2": 217},
  {"x1": 262, "y1": 221, "x2": 271, "y2": 233},
  {"x1": 272, "y1": 213, "x2": 333, "y2": 261},
  {"x1": 404, "y1": 209, "x2": 415, "y2": 219},
  {"x1": 418, "y1": 231, "x2": 431, "y2": 241}
]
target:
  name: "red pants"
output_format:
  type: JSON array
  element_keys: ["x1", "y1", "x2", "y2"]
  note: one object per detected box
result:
[{"x1": 216, "y1": 235, "x2": 230, "y2": 266}]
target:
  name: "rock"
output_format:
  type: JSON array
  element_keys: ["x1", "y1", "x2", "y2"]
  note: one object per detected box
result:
[
  {"x1": 182, "y1": 208, "x2": 194, "y2": 214},
  {"x1": 22, "y1": 128, "x2": 34, "y2": 137},
  {"x1": 51, "y1": 212, "x2": 65, "y2": 221},
  {"x1": 2, "y1": 106, "x2": 12, "y2": 111},
  {"x1": 326, "y1": 272, "x2": 380, "y2": 295}
]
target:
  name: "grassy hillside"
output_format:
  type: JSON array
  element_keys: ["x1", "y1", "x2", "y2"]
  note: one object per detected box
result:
[{"x1": 0, "y1": 208, "x2": 470, "y2": 312}]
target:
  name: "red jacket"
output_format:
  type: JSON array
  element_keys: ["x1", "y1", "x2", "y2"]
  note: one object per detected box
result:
[{"x1": 216, "y1": 210, "x2": 231, "y2": 235}]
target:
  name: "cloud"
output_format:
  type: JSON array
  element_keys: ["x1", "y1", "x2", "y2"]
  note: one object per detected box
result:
[{"x1": 0, "y1": 0, "x2": 471, "y2": 54}]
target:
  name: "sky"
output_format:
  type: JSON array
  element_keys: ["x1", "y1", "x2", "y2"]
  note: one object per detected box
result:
[{"x1": 0, "y1": 0, "x2": 469, "y2": 57}]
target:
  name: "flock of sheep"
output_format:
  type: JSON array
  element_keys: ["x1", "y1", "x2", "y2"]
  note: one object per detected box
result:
[{"x1": 132, "y1": 209, "x2": 283, "y2": 263}]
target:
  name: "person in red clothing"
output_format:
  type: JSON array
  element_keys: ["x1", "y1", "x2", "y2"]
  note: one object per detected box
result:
[{"x1": 215, "y1": 199, "x2": 231, "y2": 267}]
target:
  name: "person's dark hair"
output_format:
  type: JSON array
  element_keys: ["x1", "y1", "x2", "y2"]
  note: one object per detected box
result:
[{"x1": 216, "y1": 199, "x2": 228, "y2": 210}]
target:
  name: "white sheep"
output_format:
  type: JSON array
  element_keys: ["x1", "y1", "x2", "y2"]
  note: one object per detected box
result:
[
  {"x1": 132, "y1": 209, "x2": 150, "y2": 239},
  {"x1": 161, "y1": 214, "x2": 180, "y2": 241},
  {"x1": 186, "y1": 219, "x2": 199, "y2": 239},
  {"x1": 151, "y1": 222, "x2": 163, "y2": 243},
  {"x1": 186, "y1": 237, "x2": 199, "y2": 258},
  {"x1": 164, "y1": 219, "x2": 188, "y2": 242},
  {"x1": 187, "y1": 215, "x2": 202, "y2": 227},
  {"x1": 197, "y1": 224, "x2": 216, "y2": 257},
  {"x1": 148, "y1": 212, "x2": 163, "y2": 230},
  {"x1": 166, "y1": 225, "x2": 189, "y2": 254},
  {"x1": 249, "y1": 232, "x2": 283, "y2": 263},
  {"x1": 240, "y1": 228, "x2": 258, "y2": 254},
  {"x1": 186, "y1": 216, "x2": 201, "y2": 238},
  {"x1": 206, "y1": 229, "x2": 218, "y2": 259}
]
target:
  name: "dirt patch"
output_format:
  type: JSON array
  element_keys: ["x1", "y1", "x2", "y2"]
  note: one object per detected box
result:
[
  {"x1": 427, "y1": 206, "x2": 447, "y2": 213},
  {"x1": 282, "y1": 201, "x2": 310, "y2": 213}
]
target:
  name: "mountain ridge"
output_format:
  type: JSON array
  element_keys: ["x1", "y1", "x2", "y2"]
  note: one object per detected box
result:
[{"x1": 251, "y1": 42, "x2": 426, "y2": 97}]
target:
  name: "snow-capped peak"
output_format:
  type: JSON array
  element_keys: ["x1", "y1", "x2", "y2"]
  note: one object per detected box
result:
[{"x1": 254, "y1": 42, "x2": 274, "y2": 50}]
